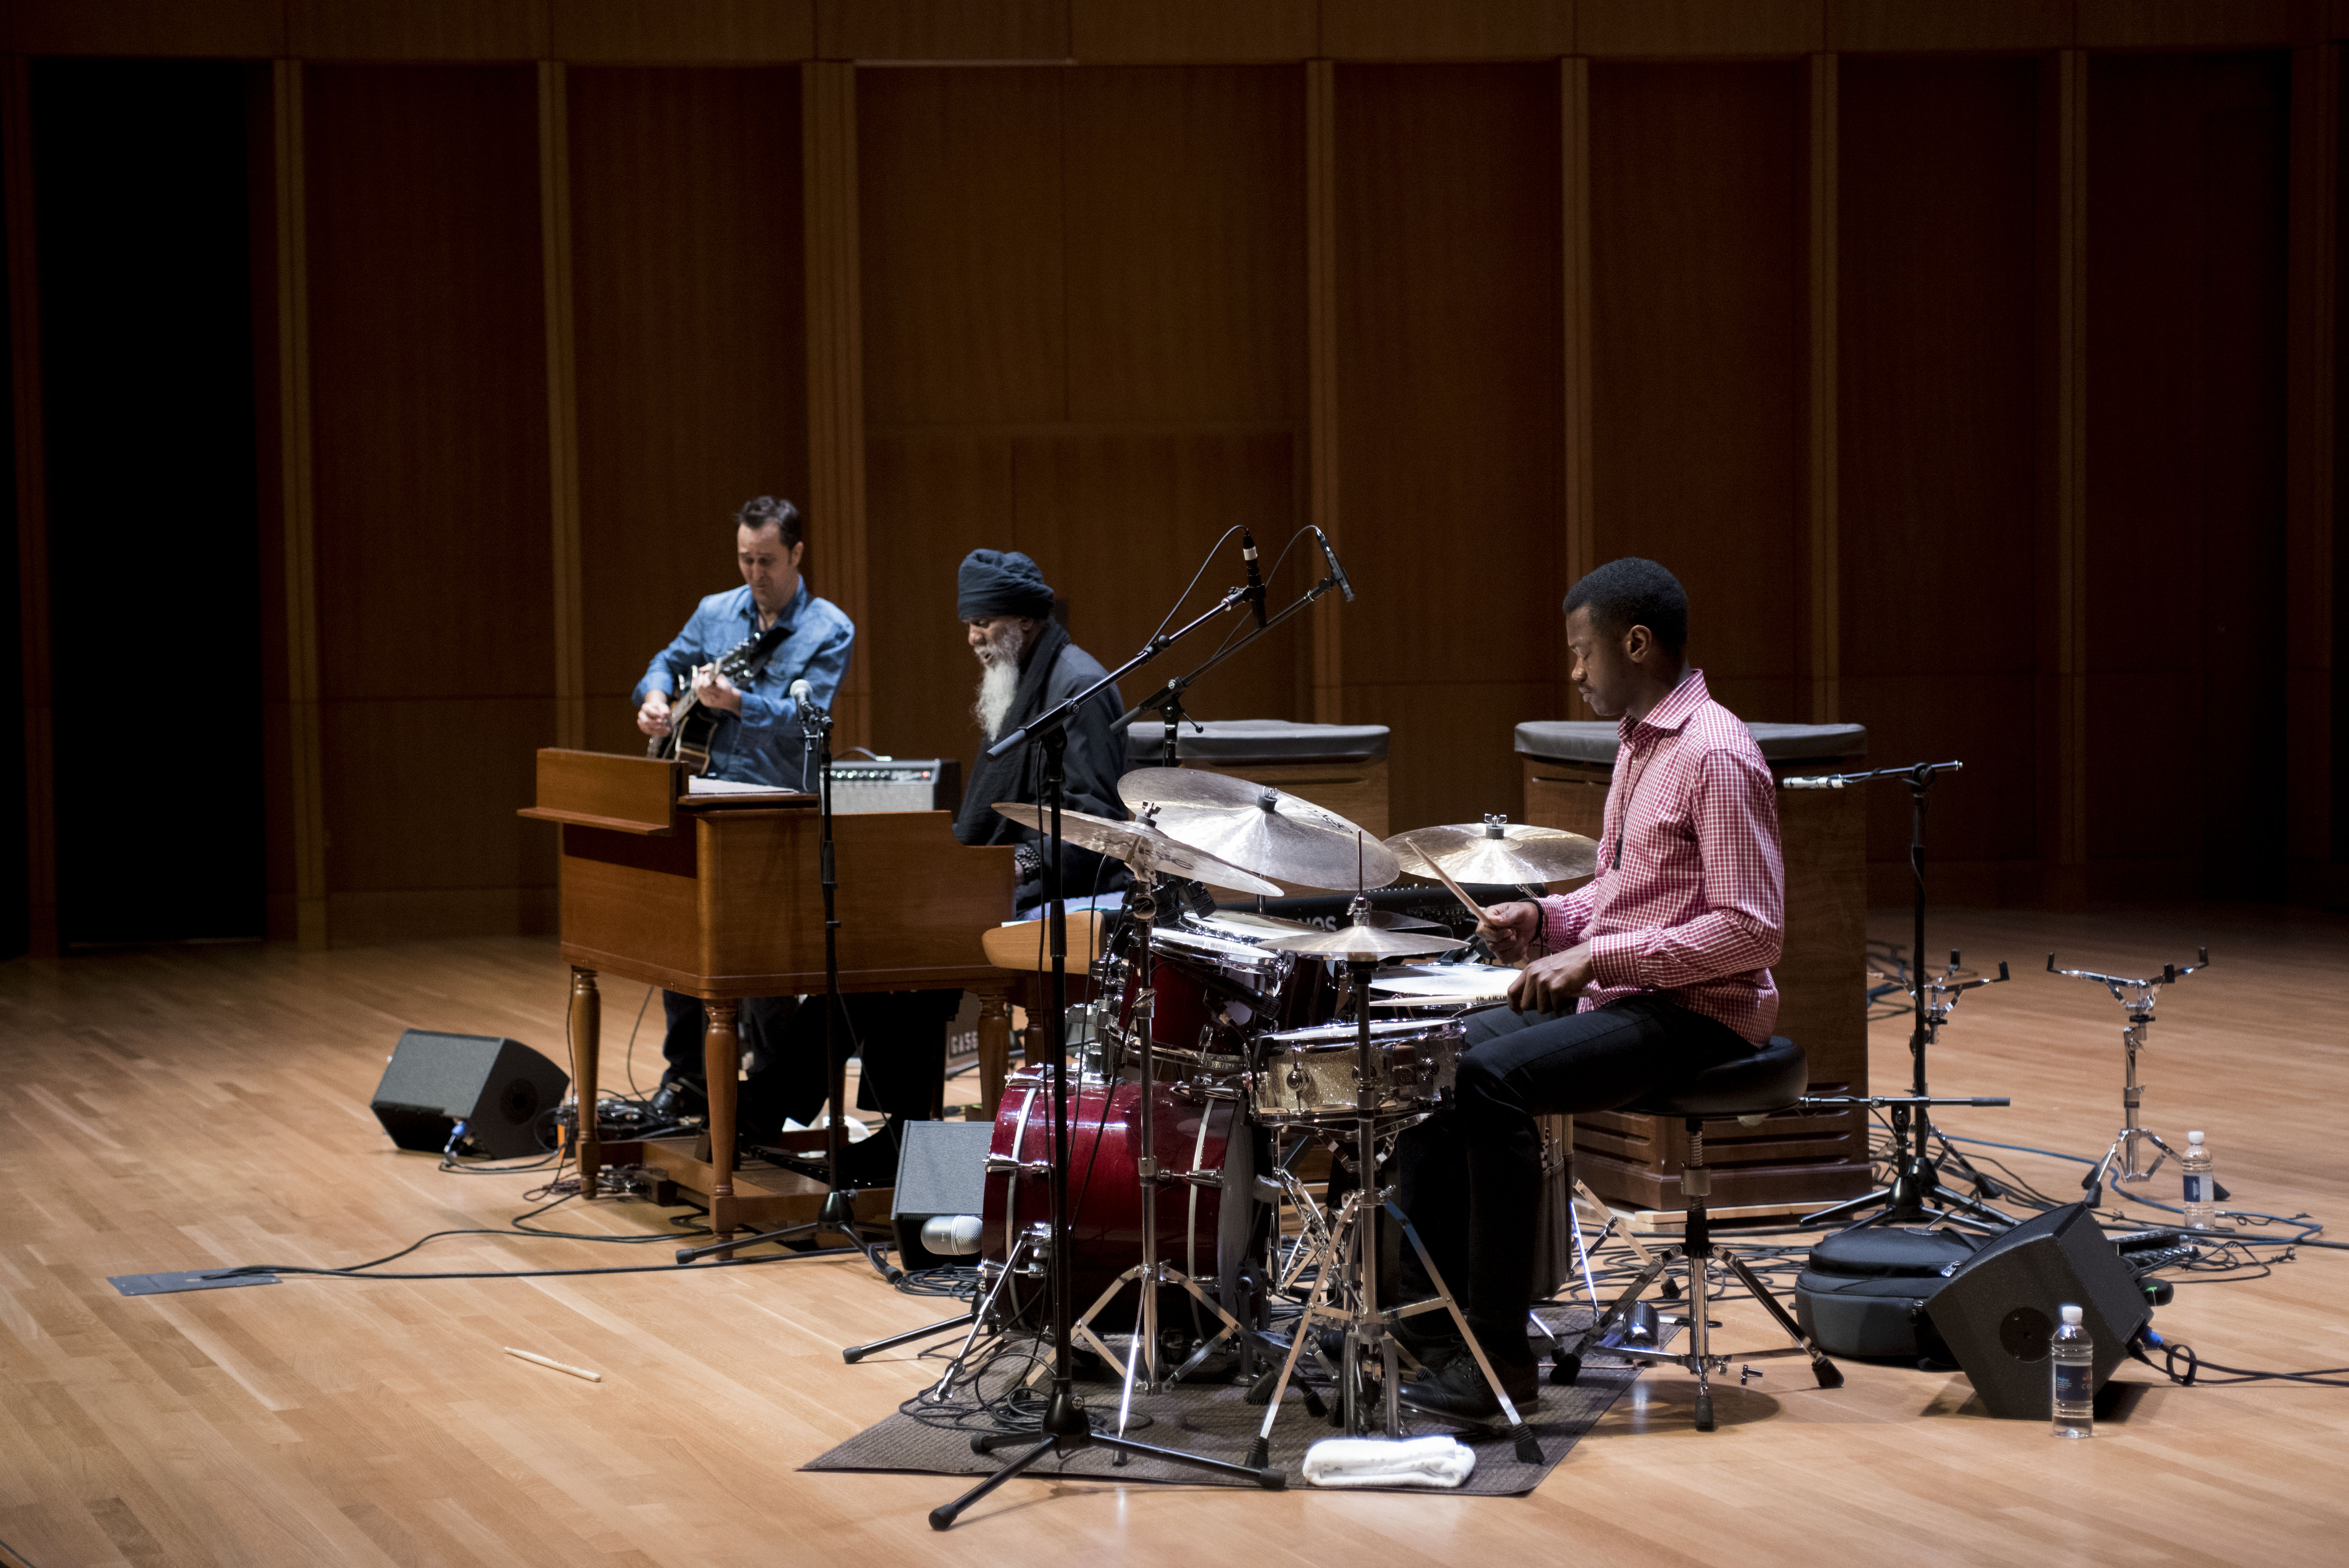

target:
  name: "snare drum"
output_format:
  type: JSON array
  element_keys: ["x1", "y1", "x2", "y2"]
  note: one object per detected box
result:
[{"x1": 1248, "y1": 1017, "x2": 1465, "y2": 1125}]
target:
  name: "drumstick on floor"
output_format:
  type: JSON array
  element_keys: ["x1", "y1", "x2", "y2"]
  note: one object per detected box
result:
[{"x1": 505, "y1": 1347, "x2": 602, "y2": 1383}]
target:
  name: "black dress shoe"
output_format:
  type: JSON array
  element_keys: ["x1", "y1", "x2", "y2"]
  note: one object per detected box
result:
[
  {"x1": 1402, "y1": 1351, "x2": 1540, "y2": 1420},
  {"x1": 648, "y1": 1079, "x2": 706, "y2": 1124}
]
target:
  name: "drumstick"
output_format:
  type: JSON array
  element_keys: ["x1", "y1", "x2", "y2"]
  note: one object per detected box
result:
[
  {"x1": 1411, "y1": 852, "x2": 1501, "y2": 942},
  {"x1": 504, "y1": 1346, "x2": 602, "y2": 1383}
]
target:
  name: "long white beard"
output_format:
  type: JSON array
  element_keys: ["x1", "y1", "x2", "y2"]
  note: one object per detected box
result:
[{"x1": 974, "y1": 658, "x2": 1021, "y2": 740}]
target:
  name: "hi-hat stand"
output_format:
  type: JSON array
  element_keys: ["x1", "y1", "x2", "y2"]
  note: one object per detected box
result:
[
  {"x1": 1786, "y1": 762, "x2": 2015, "y2": 1232},
  {"x1": 2048, "y1": 948, "x2": 2211, "y2": 1207},
  {"x1": 930, "y1": 542, "x2": 1307, "y2": 1532},
  {"x1": 1241, "y1": 939, "x2": 1542, "y2": 1466},
  {"x1": 676, "y1": 689, "x2": 899, "y2": 1279}
]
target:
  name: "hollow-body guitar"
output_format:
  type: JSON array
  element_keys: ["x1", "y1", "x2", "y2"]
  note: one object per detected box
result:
[{"x1": 646, "y1": 620, "x2": 790, "y2": 775}]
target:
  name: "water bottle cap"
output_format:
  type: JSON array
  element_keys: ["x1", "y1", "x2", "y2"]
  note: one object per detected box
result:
[
  {"x1": 2188, "y1": 1130, "x2": 2205, "y2": 1144},
  {"x1": 2060, "y1": 1304, "x2": 2084, "y2": 1324}
]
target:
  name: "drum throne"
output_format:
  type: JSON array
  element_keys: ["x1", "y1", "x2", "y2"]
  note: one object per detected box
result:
[{"x1": 1548, "y1": 1036, "x2": 1845, "y2": 1431}]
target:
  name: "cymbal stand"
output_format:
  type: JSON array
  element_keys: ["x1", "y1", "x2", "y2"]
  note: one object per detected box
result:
[
  {"x1": 1052, "y1": 871, "x2": 1262, "y2": 1462},
  {"x1": 2047, "y1": 948, "x2": 2210, "y2": 1206},
  {"x1": 1784, "y1": 762, "x2": 2015, "y2": 1231},
  {"x1": 934, "y1": 594, "x2": 1289, "y2": 1531}
]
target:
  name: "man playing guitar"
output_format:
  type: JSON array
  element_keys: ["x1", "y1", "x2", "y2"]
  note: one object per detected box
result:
[{"x1": 631, "y1": 496, "x2": 854, "y2": 1121}]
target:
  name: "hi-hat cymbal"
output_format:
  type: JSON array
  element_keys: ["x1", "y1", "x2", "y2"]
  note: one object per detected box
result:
[
  {"x1": 1387, "y1": 817, "x2": 1600, "y2": 887},
  {"x1": 1369, "y1": 963, "x2": 1519, "y2": 999},
  {"x1": 1205, "y1": 908, "x2": 1444, "y2": 939},
  {"x1": 990, "y1": 802, "x2": 1281, "y2": 897},
  {"x1": 1118, "y1": 767, "x2": 1400, "y2": 892},
  {"x1": 1255, "y1": 922, "x2": 1463, "y2": 961}
]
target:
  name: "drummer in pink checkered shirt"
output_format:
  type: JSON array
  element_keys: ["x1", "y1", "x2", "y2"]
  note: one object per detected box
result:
[{"x1": 1399, "y1": 557, "x2": 1786, "y2": 1420}]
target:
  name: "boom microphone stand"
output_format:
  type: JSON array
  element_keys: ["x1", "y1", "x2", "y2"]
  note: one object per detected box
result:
[
  {"x1": 675, "y1": 684, "x2": 898, "y2": 1280},
  {"x1": 1115, "y1": 525, "x2": 1354, "y2": 770},
  {"x1": 930, "y1": 545, "x2": 1301, "y2": 1531},
  {"x1": 1788, "y1": 761, "x2": 2014, "y2": 1231}
]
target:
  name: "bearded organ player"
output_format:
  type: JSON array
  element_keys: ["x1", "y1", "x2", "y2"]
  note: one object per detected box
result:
[
  {"x1": 1399, "y1": 557, "x2": 1786, "y2": 1419},
  {"x1": 948, "y1": 549, "x2": 1130, "y2": 913}
]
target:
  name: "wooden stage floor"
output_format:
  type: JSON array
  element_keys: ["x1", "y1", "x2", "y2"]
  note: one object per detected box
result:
[{"x1": 3, "y1": 904, "x2": 2347, "y2": 1567}]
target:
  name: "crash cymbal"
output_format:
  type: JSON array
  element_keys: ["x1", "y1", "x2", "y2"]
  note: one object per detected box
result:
[
  {"x1": 1255, "y1": 922, "x2": 1463, "y2": 961},
  {"x1": 1118, "y1": 767, "x2": 1400, "y2": 892},
  {"x1": 990, "y1": 802, "x2": 1281, "y2": 897},
  {"x1": 1387, "y1": 815, "x2": 1600, "y2": 887}
]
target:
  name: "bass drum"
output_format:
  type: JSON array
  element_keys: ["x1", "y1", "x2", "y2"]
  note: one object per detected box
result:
[{"x1": 981, "y1": 1071, "x2": 1264, "y2": 1331}]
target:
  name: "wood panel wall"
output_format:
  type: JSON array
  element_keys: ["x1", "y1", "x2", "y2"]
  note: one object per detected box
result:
[
  {"x1": 302, "y1": 66, "x2": 557, "y2": 941},
  {"x1": 566, "y1": 66, "x2": 807, "y2": 761},
  {"x1": 1590, "y1": 62, "x2": 1803, "y2": 731},
  {"x1": 1839, "y1": 57, "x2": 2044, "y2": 902},
  {"x1": 860, "y1": 65, "x2": 1306, "y2": 773},
  {"x1": 2087, "y1": 52, "x2": 2292, "y2": 901},
  {"x1": 1336, "y1": 63, "x2": 1559, "y2": 837},
  {"x1": 5, "y1": 4, "x2": 2348, "y2": 953}
]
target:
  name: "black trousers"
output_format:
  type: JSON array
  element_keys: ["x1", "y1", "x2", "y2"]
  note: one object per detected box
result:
[
  {"x1": 1394, "y1": 994, "x2": 1752, "y2": 1360},
  {"x1": 659, "y1": 991, "x2": 798, "y2": 1092},
  {"x1": 667, "y1": 987, "x2": 964, "y2": 1134}
]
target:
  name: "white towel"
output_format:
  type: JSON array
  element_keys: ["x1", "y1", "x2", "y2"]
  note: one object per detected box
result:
[{"x1": 1301, "y1": 1435, "x2": 1477, "y2": 1489}]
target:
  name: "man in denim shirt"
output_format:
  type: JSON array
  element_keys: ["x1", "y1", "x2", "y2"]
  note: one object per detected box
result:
[
  {"x1": 631, "y1": 496, "x2": 854, "y2": 1121},
  {"x1": 634, "y1": 497, "x2": 854, "y2": 792}
]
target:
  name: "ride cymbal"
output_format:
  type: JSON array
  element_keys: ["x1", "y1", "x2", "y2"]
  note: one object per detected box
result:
[
  {"x1": 1117, "y1": 766, "x2": 1400, "y2": 892},
  {"x1": 990, "y1": 802, "x2": 1282, "y2": 897},
  {"x1": 1387, "y1": 816, "x2": 1600, "y2": 887}
]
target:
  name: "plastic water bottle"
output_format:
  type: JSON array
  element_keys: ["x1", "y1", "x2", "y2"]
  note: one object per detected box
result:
[
  {"x1": 2050, "y1": 1304, "x2": 2093, "y2": 1438},
  {"x1": 2181, "y1": 1130, "x2": 2215, "y2": 1228}
]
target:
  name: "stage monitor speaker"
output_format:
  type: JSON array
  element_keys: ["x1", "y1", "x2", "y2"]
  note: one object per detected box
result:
[
  {"x1": 1921, "y1": 1201, "x2": 2149, "y2": 1418},
  {"x1": 891, "y1": 1119, "x2": 993, "y2": 1271},
  {"x1": 371, "y1": 1030, "x2": 569, "y2": 1160}
]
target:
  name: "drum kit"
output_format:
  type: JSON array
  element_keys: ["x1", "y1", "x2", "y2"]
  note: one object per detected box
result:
[{"x1": 957, "y1": 770, "x2": 1602, "y2": 1460}]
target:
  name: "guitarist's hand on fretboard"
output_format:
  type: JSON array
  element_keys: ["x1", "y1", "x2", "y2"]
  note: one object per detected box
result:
[{"x1": 692, "y1": 663, "x2": 745, "y2": 716}]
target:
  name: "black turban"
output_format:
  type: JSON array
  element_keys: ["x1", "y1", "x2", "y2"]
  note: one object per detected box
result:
[{"x1": 956, "y1": 548, "x2": 1055, "y2": 623}]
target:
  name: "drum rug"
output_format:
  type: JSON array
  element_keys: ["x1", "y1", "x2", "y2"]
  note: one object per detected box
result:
[{"x1": 803, "y1": 1304, "x2": 1658, "y2": 1497}]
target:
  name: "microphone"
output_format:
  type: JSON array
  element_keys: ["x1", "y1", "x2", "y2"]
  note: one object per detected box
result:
[
  {"x1": 1241, "y1": 530, "x2": 1268, "y2": 628},
  {"x1": 1313, "y1": 526, "x2": 1355, "y2": 602},
  {"x1": 788, "y1": 678, "x2": 825, "y2": 723},
  {"x1": 1781, "y1": 775, "x2": 1844, "y2": 790}
]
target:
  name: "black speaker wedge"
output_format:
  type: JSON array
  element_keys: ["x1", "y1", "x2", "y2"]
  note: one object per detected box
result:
[
  {"x1": 1920, "y1": 1202, "x2": 2149, "y2": 1419},
  {"x1": 371, "y1": 1030, "x2": 570, "y2": 1160}
]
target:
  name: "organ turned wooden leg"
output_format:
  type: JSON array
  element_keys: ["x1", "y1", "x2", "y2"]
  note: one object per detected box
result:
[
  {"x1": 568, "y1": 967, "x2": 601, "y2": 1198},
  {"x1": 703, "y1": 998, "x2": 740, "y2": 1251},
  {"x1": 976, "y1": 983, "x2": 1012, "y2": 1119}
]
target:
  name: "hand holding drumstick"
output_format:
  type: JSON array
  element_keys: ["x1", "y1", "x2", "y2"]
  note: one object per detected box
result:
[{"x1": 1473, "y1": 895, "x2": 1595, "y2": 1014}]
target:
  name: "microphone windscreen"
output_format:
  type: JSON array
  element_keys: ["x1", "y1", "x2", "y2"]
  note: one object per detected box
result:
[{"x1": 920, "y1": 1213, "x2": 984, "y2": 1256}]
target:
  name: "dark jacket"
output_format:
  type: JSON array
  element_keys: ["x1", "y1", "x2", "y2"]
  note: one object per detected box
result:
[{"x1": 951, "y1": 620, "x2": 1131, "y2": 911}]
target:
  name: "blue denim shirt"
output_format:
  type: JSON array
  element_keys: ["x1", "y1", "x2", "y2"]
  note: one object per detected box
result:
[{"x1": 632, "y1": 581, "x2": 855, "y2": 791}]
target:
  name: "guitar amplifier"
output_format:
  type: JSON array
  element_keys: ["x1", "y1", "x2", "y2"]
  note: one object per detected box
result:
[{"x1": 827, "y1": 758, "x2": 961, "y2": 814}]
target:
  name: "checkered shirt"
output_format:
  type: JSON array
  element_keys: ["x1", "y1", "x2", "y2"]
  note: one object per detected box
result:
[{"x1": 1536, "y1": 669, "x2": 1784, "y2": 1044}]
